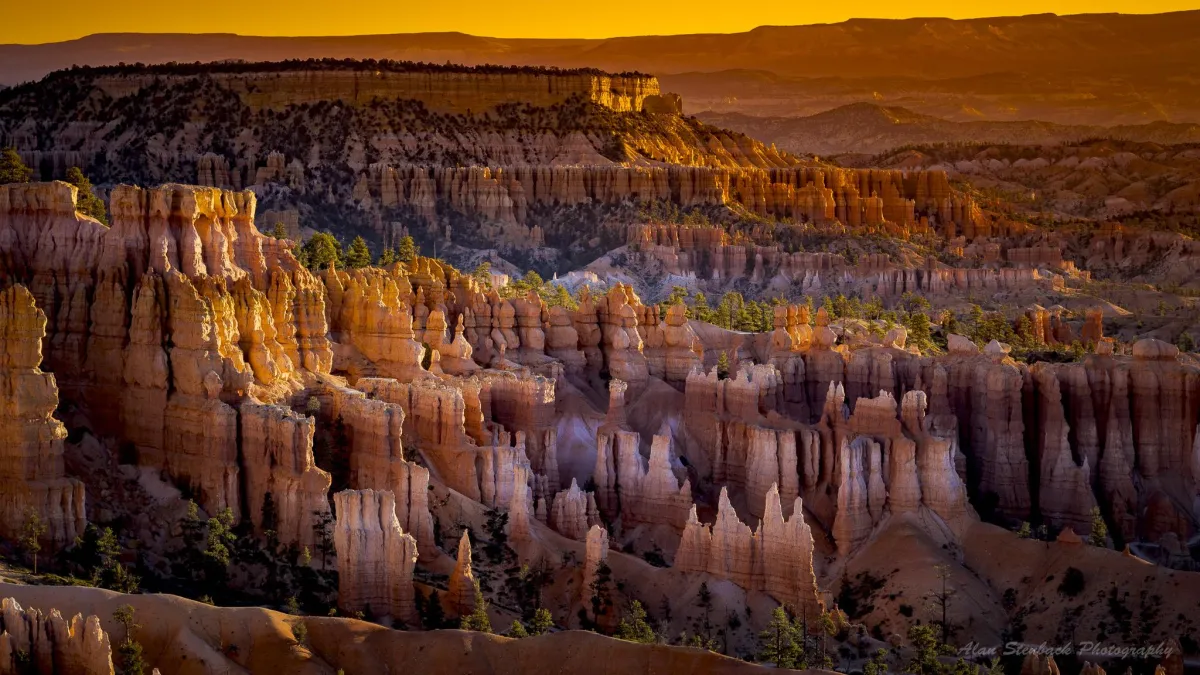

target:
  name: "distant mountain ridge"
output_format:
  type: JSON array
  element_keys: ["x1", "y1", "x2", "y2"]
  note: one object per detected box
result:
[
  {"x1": 697, "y1": 103, "x2": 1200, "y2": 156},
  {"x1": 4, "y1": 12, "x2": 1200, "y2": 125}
]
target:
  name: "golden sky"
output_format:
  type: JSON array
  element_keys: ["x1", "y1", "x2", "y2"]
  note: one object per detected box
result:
[{"x1": 5, "y1": 0, "x2": 1200, "y2": 43}]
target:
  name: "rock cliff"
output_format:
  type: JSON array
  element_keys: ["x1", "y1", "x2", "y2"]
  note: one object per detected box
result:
[
  {"x1": 333, "y1": 489, "x2": 419, "y2": 624},
  {"x1": 0, "y1": 285, "x2": 86, "y2": 550}
]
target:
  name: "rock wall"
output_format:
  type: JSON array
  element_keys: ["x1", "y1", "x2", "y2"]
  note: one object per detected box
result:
[
  {"x1": 0, "y1": 285, "x2": 86, "y2": 550},
  {"x1": 239, "y1": 401, "x2": 332, "y2": 549},
  {"x1": 333, "y1": 489, "x2": 419, "y2": 624},
  {"x1": 326, "y1": 381, "x2": 437, "y2": 559},
  {"x1": 0, "y1": 181, "x2": 333, "y2": 523}
]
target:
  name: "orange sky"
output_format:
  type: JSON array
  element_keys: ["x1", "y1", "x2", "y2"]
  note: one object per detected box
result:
[{"x1": 5, "y1": 0, "x2": 1200, "y2": 43}]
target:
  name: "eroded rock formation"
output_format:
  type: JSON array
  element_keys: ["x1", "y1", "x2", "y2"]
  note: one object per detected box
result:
[
  {"x1": 0, "y1": 597, "x2": 114, "y2": 675},
  {"x1": 676, "y1": 485, "x2": 822, "y2": 617},
  {"x1": 333, "y1": 489, "x2": 419, "y2": 623},
  {"x1": 0, "y1": 285, "x2": 85, "y2": 550}
]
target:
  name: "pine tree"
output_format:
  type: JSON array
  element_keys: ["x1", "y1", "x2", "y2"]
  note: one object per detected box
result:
[
  {"x1": 76, "y1": 525, "x2": 139, "y2": 593},
  {"x1": 460, "y1": 581, "x2": 492, "y2": 632},
  {"x1": 396, "y1": 235, "x2": 417, "y2": 263},
  {"x1": 301, "y1": 233, "x2": 341, "y2": 270},
  {"x1": 905, "y1": 625, "x2": 943, "y2": 675},
  {"x1": 377, "y1": 247, "x2": 396, "y2": 266},
  {"x1": 614, "y1": 600, "x2": 656, "y2": 644},
  {"x1": 508, "y1": 620, "x2": 530, "y2": 637},
  {"x1": 1177, "y1": 332, "x2": 1195, "y2": 353},
  {"x1": 423, "y1": 588, "x2": 447, "y2": 629},
  {"x1": 270, "y1": 222, "x2": 289, "y2": 240},
  {"x1": 472, "y1": 261, "x2": 492, "y2": 288},
  {"x1": 113, "y1": 605, "x2": 147, "y2": 675},
  {"x1": 345, "y1": 236, "x2": 371, "y2": 269},
  {"x1": 1089, "y1": 506, "x2": 1109, "y2": 548},
  {"x1": 529, "y1": 607, "x2": 553, "y2": 635},
  {"x1": 19, "y1": 510, "x2": 46, "y2": 574},
  {"x1": 312, "y1": 509, "x2": 335, "y2": 568},
  {"x1": 864, "y1": 648, "x2": 890, "y2": 675},
  {"x1": 65, "y1": 167, "x2": 108, "y2": 224},
  {"x1": 261, "y1": 492, "x2": 280, "y2": 552},
  {"x1": 759, "y1": 606, "x2": 800, "y2": 668},
  {"x1": 716, "y1": 351, "x2": 730, "y2": 379},
  {"x1": 0, "y1": 147, "x2": 33, "y2": 184}
]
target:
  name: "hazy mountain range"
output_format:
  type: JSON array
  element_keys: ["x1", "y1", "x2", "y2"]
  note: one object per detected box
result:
[
  {"x1": 697, "y1": 103, "x2": 1200, "y2": 157},
  {"x1": 4, "y1": 11, "x2": 1200, "y2": 126}
]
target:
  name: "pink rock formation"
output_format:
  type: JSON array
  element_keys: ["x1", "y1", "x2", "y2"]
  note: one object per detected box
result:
[
  {"x1": 545, "y1": 306, "x2": 585, "y2": 372},
  {"x1": 900, "y1": 390, "x2": 970, "y2": 522},
  {"x1": 833, "y1": 437, "x2": 880, "y2": 555},
  {"x1": 447, "y1": 530, "x2": 476, "y2": 616},
  {"x1": 594, "y1": 432, "x2": 691, "y2": 529},
  {"x1": 549, "y1": 478, "x2": 598, "y2": 541},
  {"x1": 0, "y1": 182, "x2": 343, "y2": 535},
  {"x1": 507, "y1": 463, "x2": 535, "y2": 546},
  {"x1": 326, "y1": 269, "x2": 427, "y2": 382},
  {"x1": 582, "y1": 524, "x2": 609, "y2": 597},
  {"x1": 0, "y1": 597, "x2": 113, "y2": 675},
  {"x1": 0, "y1": 285, "x2": 86, "y2": 550},
  {"x1": 597, "y1": 285, "x2": 649, "y2": 393},
  {"x1": 333, "y1": 489, "x2": 419, "y2": 624},
  {"x1": 676, "y1": 486, "x2": 822, "y2": 617},
  {"x1": 642, "y1": 303, "x2": 703, "y2": 387},
  {"x1": 1030, "y1": 364, "x2": 1097, "y2": 533}
]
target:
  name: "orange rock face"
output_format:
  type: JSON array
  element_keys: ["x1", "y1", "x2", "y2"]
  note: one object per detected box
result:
[
  {"x1": 0, "y1": 285, "x2": 86, "y2": 550},
  {"x1": 239, "y1": 401, "x2": 333, "y2": 549},
  {"x1": 327, "y1": 381, "x2": 437, "y2": 559},
  {"x1": 0, "y1": 182, "x2": 337, "y2": 527},
  {"x1": 333, "y1": 489, "x2": 419, "y2": 624}
]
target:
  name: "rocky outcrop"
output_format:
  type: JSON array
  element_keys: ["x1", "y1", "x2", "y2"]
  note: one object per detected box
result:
[
  {"x1": 595, "y1": 286, "x2": 649, "y2": 393},
  {"x1": 593, "y1": 432, "x2": 691, "y2": 529},
  {"x1": 549, "y1": 478, "x2": 600, "y2": 541},
  {"x1": 239, "y1": 401, "x2": 332, "y2": 549},
  {"x1": 582, "y1": 524, "x2": 609, "y2": 598},
  {"x1": 0, "y1": 285, "x2": 86, "y2": 550},
  {"x1": 833, "y1": 437, "x2": 882, "y2": 555},
  {"x1": 0, "y1": 597, "x2": 114, "y2": 675},
  {"x1": 641, "y1": 304, "x2": 703, "y2": 387},
  {"x1": 474, "y1": 371, "x2": 559, "y2": 491},
  {"x1": 1030, "y1": 343, "x2": 1200, "y2": 540},
  {"x1": 447, "y1": 531, "x2": 476, "y2": 616},
  {"x1": 900, "y1": 390, "x2": 970, "y2": 522},
  {"x1": 676, "y1": 486, "x2": 822, "y2": 617},
  {"x1": 325, "y1": 269, "x2": 427, "y2": 383},
  {"x1": 0, "y1": 182, "x2": 338, "y2": 528},
  {"x1": 1029, "y1": 364, "x2": 1097, "y2": 533},
  {"x1": 333, "y1": 489, "x2": 419, "y2": 624},
  {"x1": 326, "y1": 381, "x2": 437, "y2": 559}
]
